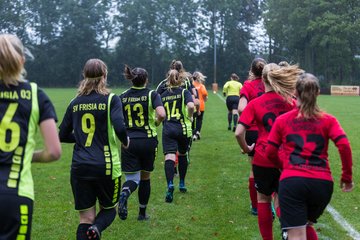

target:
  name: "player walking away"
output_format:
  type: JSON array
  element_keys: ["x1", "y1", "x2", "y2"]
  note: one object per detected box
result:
[
  {"x1": 118, "y1": 65, "x2": 165, "y2": 221},
  {"x1": 192, "y1": 71, "x2": 208, "y2": 141},
  {"x1": 59, "y1": 59, "x2": 129, "y2": 240},
  {"x1": 237, "y1": 58, "x2": 267, "y2": 216},
  {"x1": 223, "y1": 73, "x2": 242, "y2": 132},
  {"x1": 0, "y1": 33, "x2": 61, "y2": 240},
  {"x1": 236, "y1": 63, "x2": 303, "y2": 240},
  {"x1": 161, "y1": 69, "x2": 194, "y2": 203},
  {"x1": 266, "y1": 73, "x2": 354, "y2": 240}
]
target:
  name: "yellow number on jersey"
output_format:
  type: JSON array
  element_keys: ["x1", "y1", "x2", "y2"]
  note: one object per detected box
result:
[
  {"x1": 124, "y1": 103, "x2": 145, "y2": 127},
  {"x1": 0, "y1": 103, "x2": 20, "y2": 152},
  {"x1": 81, "y1": 113, "x2": 95, "y2": 147},
  {"x1": 164, "y1": 101, "x2": 180, "y2": 120}
]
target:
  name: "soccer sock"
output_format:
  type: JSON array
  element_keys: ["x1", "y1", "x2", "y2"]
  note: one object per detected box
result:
[
  {"x1": 94, "y1": 208, "x2": 116, "y2": 233},
  {"x1": 249, "y1": 177, "x2": 257, "y2": 209},
  {"x1": 178, "y1": 155, "x2": 188, "y2": 184},
  {"x1": 121, "y1": 180, "x2": 138, "y2": 196},
  {"x1": 227, "y1": 112, "x2": 232, "y2": 126},
  {"x1": 76, "y1": 223, "x2": 91, "y2": 240},
  {"x1": 257, "y1": 202, "x2": 274, "y2": 240},
  {"x1": 164, "y1": 160, "x2": 175, "y2": 187},
  {"x1": 138, "y1": 179, "x2": 151, "y2": 216},
  {"x1": 233, "y1": 114, "x2": 238, "y2": 127},
  {"x1": 306, "y1": 225, "x2": 318, "y2": 240}
]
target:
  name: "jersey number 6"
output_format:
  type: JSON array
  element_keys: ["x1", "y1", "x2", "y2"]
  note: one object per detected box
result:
[{"x1": 0, "y1": 103, "x2": 20, "y2": 152}]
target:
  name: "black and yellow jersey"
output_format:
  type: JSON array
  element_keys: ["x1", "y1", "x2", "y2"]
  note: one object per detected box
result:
[
  {"x1": 59, "y1": 91, "x2": 128, "y2": 180},
  {"x1": 120, "y1": 87, "x2": 162, "y2": 138},
  {"x1": 161, "y1": 87, "x2": 193, "y2": 137},
  {"x1": 0, "y1": 81, "x2": 57, "y2": 200}
]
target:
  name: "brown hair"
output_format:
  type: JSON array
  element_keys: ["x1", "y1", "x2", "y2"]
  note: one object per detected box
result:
[
  {"x1": 296, "y1": 73, "x2": 322, "y2": 119},
  {"x1": 192, "y1": 71, "x2": 206, "y2": 83},
  {"x1": 123, "y1": 65, "x2": 148, "y2": 87},
  {"x1": 0, "y1": 34, "x2": 26, "y2": 87},
  {"x1": 170, "y1": 60, "x2": 183, "y2": 72},
  {"x1": 166, "y1": 69, "x2": 181, "y2": 89},
  {"x1": 248, "y1": 58, "x2": 267, "y2": 80},
  {"x1": 263, "y1": 63, "x2": 304, "y2": 103},
  {"x1": 77, "y1": 59, "x2": 109, "y2": 96},
  {"x1": 230, "y1": 73, "x2": 239, "y2": 81}
]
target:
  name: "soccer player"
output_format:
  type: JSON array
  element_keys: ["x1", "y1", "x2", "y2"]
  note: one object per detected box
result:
[
  {"x1": 237, "y1": 58, "x2": 267, "y2": 216},
  {"x1": 192, "y1": 71, "x2": 208, "y2": 141},
  {"x1": 0, "y1": 33, "x2": 61, "y2": 240},
  {"x1": 59, "y1": 59, "x2": 129, "y2": 240},
  {"x1": 223, "y1": 73, "x2": 242, "y2": 131},
  {"x1": 118, "y1": 65, "x2": 165, "y2": 221},
  {"x1": 266, "y1": 73, "x2": 354, "y2": 240},
  {"x1": 161, "y1": 69, "x2": 194, "y2": 203},
  {"x1": 235, "y1": 63, "x2": 303, "y2": 240}
]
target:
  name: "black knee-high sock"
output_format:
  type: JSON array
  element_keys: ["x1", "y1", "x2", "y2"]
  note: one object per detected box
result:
[
  {"x1": 227, "y1": 112, "x2": 232, "y2": 126},
  {"x1": 164, "y1": 160, "x2": 175, "y2": 186},
  {"x1": 94, "y1": 208, "x2": 116, "y2": 233},
  {"x1": 121, "y1": 180, "x2": 138, "y2": 197},
  {"x1": 178, "y1": 155, "x2": 188, "y2": 183},
  {"x1": 233, "y1": 114, "x2": 238, "y2": 127},
  {"x1": 76, "y1": 223, "x2": 91, "y2": 240},
  {"x1": 138, "y1": 179, "x2": 151, "y2": 216}
]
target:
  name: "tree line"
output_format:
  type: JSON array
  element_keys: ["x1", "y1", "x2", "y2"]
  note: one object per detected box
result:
[{"x1": 1, "y1": 0, "x2": 359, "y2": 88}]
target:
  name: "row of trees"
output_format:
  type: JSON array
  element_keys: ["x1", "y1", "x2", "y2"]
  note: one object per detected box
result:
[{"x1": 1, "y1": 0, "x2": 359, "y2": 88}]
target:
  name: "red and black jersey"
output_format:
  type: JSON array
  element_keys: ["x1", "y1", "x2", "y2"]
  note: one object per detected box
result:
[
  {"x1": 239, "y1": 78, "x2": 265, "y2": 131},
  {"x1": 239, "y1": 91, "x2": 295, "y2": 167},
  {"x1": 267, "y1": 108, "x2": 352, "y2": 183}
]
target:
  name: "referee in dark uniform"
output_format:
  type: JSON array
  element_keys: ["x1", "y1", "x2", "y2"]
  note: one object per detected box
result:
[
  {"x1": 59, "y1": 59, "x2": 128, "y2": 240},
  {"x1": 118, "y1": 65, "x2": 165, "y2": 221}
]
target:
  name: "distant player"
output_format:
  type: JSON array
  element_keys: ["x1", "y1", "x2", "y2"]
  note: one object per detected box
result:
[
  {"x1": 236, "y1": 63, "x2": 303, "y2": 240},
  {"x1": 266, "y1": 73, "x2": 354, "y2": 240},
  {"x1": 118, "y1": 65, "x2": 165, "y2": 221},
  {"x1": 161, "y1": 69, "x2": 194, "y2": 203},
  {"x1": 237, "y1": 58, "x2": 267, "y2": 216},
  {"x1": 59, "y1": 59, "x2": 129, "y2": 240},
  {"x1": 192, "y1": 71, "x2": 208, "y2": 141},
  {"x1": 223, "y1": 73, "x2": 242, "y2": 131},
  {"x1": 0, "y1": 33, "x2": 61, "y2": 240}
]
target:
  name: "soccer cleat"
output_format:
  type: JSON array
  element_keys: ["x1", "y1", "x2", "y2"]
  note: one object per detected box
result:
[
  {"x1": 250, "y1": 206, "x2": 258, "y2": 216},
  {"x1": 118, "y1": 192, "x2": 128, "y2": 220},
  {"x1": 86, "y1": 225, "x2": 101, "y2": 240},
  {"x1": 196, "y1": 131, "x2": 201, "y2": 140},
  {"x1": 137, "y1": 214, "x2": 150, "y2": 221},
  {"x1": 165, "y1": 185, "x2": 174, "y2": 203},
  {"x1": 192, "y1": 134, "x2": 198, "y2": 141},
  {"x1": 232, "y1": 126, "x2": 236, "y2": 132},
  {"x1": 228, "y1": 126, "x2": 231, "y2": 131},
  {"x1": 179, "y1": 182, "x2": 187, "y2": 193},
  {"x1": 281, "y1": 229, "x2": 288, "y2": 240}
]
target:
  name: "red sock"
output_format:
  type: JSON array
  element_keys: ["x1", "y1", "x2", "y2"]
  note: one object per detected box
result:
[
  {"x1": 257, "y1": 202, "x2": 273, "y2": 240},
  {"x1": 306, "y1": 225, "x2": 318, "y2": 240},
  {"x1": 276, "y1": 206, "x2": 281, "y2": 218},
  {"x1": 249, "y1": 178, "x2": 257, "y2": 209}
]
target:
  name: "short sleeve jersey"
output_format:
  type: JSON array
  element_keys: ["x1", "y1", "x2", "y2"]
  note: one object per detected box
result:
[
  {"x1": 223, "y1": 80, "x2": 242, "y2": 97},
  {"x1": 268, "y1": 109, "x2": 350, "y2": 182},
  {"x1": 0, "y1": 81, "x2": 57, "y2": 200},
  {"x1": 193, "y1": 81, "x2": 208, "y2": 111},
  {"x1": 239, "y1": 92, "x2": 295, "y2": 167},
  {"x1": 161, "y1": 87, "x2": 193, "y2": 137},
  {"x1": 59, "y1": 92, "x2": 126, "y2": 179},
  {"x1": 120, "y1": 87, "x2": 163, "y2": 138},
  {"x1": 239, "y1": 78, "x2": 265, "y2": 131}
]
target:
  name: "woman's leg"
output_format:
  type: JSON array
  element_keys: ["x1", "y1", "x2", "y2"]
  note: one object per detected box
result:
[{"x1": 138, "y1": 171, "x2": 151, "y2": 220}]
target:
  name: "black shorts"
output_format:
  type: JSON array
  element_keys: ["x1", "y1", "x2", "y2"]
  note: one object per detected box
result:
[
  {"x1": 0, "y1": 195, "x2": 33, "y2": 240},
  {"x1": 162, "y1": 125, "x2": 191, "y2": 155},
  {"x1": 71, "y1": 175, "x2": 121, "y2": 211},
  {"x1": 253, "y1": 165, "x2": 280, "y2": 196},
  {"x1": 121, "y1": 137, "x2": 158, "y2": 173},
  {"x1": 245, "y1": 130, "x2": 258, "y2": 157},
  {"x1": 279, "y1": 177, "x2": 333, "y2": 229},
  {"x1": 226, "y1": 96, "x2": 240, "y2": 111}
]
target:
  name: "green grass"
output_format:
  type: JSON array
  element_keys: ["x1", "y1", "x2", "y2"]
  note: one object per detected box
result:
[{"x1": 31, "y1": 89, "x2": 360, "y2": 239}]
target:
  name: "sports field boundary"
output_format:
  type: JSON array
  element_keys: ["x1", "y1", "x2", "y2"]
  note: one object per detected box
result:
[{"x1": 215, "y1": 92, "x2": 360, "y2": 239}]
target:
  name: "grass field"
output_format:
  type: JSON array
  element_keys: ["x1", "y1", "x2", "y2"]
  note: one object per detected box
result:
[{"x1": 31, "y1": 89, "x2": 359, "y2": 240}]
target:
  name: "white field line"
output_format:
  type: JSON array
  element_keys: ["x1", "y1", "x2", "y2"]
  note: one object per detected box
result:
[{"x1": 215, "y1": 92, "x2": 360, "y2": 239}]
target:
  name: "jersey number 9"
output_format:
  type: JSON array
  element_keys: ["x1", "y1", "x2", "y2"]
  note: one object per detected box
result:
[{"x1": 81, "y1": 113, "x2": 95, "y2": 147}]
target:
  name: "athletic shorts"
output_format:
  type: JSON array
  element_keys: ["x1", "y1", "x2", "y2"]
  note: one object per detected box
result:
[
  {"x1": 121, "y1": 137, "x2": 158, "y2": 173},
  {"x1": 253, "y1": 165, "x2": 280, "y2": 196},
  {"x1": 162, "y1": 125, "x2": 191, "y2": 155},
  {"x1": 245, "y1": 130, "x2": 258, "y2": 157},
  {"x1": 279, "y1": 177, "x2": 333, "y2": 229},
  {"x1": 226, "y1": 96, "x2": 240, "y2": 111},
  {"x1": 0, "y1": 195, "x2": 33, "y2": 240},
  {"x1": 71, "y1": 175, "x2": 121, "y2": 211}
]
